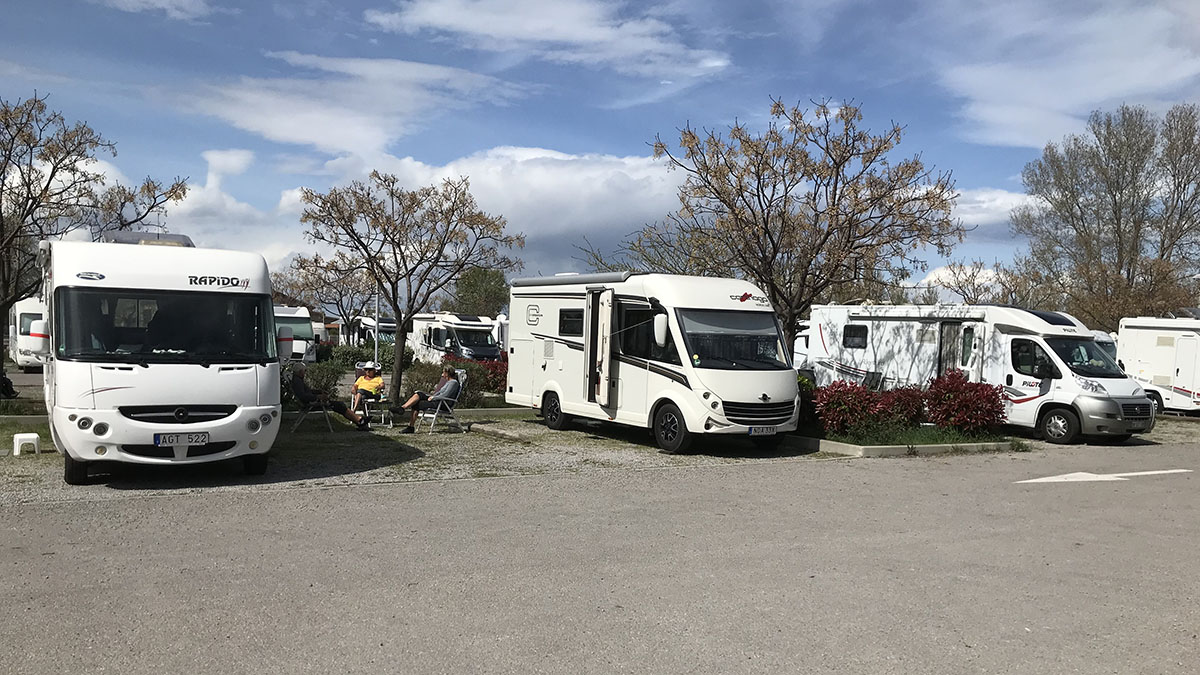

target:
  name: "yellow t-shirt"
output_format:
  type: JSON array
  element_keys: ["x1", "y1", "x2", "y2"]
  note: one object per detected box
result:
[{"x1": 354, "y1": 375, "x2": 384, "y2": 395}]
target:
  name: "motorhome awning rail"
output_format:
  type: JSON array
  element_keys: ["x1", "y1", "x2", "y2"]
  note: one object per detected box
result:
[{"x1": 511, "y1": 271, "x2": 644, "y2": 287}]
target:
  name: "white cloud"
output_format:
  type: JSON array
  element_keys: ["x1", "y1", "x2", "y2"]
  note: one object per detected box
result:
[
  {"x1": 91, "y1": 0, "x2": 219, "y2": 20},
  {"x1": 364, "y1": 0, "x2": 730, "y2": 78},
  {"x1": 929, "y1": 0, "x2": 1200, "y2": 147},
  {"x1": 183, "y1": 51, "x2": 524, "y2": 157},
  {"x1": 954, "y1": 187, "x2": 1034, "y2": 238}
]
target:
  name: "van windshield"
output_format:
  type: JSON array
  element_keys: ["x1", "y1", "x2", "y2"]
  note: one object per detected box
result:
[
  {"x1": 55, "y1": 287, "x2": 277, "y2": 364},
  {"x1": 454, "y1": 329, "x2": 496, "y2": 348},
  {"x1": 677, "y1": 309, "x2": 791, "y2": 370},
  {"x1": 1044, "y1": 337, "x2": 1125, "y2": 378},
  {"x1": 275, "y1": 316, "x2": 315, "y2": 341}
]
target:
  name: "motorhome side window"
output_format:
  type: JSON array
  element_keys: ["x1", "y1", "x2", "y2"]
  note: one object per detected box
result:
[
  {"x1": 559, "y1": 309, "x2": 584, "y2": 337},
  {"x1": 619, "y1": 306, "x2": 680, "y2": 365},
  {"x1": 1011, "y1": 339, "x2": 1055, "y2": 378},
  {"x1": 843, "y1": 325, "x2": 868, "y2": 349},
  {"x1": 960, "y1": 326, "x2": 974, "y2": 367}
]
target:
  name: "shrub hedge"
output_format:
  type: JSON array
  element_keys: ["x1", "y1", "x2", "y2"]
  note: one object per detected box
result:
[{"x1": 813, "y1": 369, "x2": 1005, "y2": 438}]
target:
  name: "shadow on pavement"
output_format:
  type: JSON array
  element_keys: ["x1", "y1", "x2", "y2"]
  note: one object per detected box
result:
[{"x1": 518, "y1": 417, "x2": 820, "y2": 459}]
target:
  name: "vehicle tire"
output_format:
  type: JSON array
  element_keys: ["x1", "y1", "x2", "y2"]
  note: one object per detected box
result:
[
  {"x1": 63, "y1": 454, "x2": 89, "y2": 485},
  {"x1": 1108, "y1": 434, "x2": 1133, "y2": 444},
  {"x1": 751, "y1": 435, "x2": 784, "y2": 451},
  {"x1": 541, "y1": 392, "x2": 570, "y2": 430},
  {"x1": 653, "y1": 403, "x2": 693, "y2": 454},
  {"x1": 1040, "y1": 408, "x2": 1080, "y2": 444},
  {"x1": 1147, "y1": 391, "x2": 1164, "y2": 415},
  {"x1": 243, "y1": 453, "x2": 268, "y2": 476}
]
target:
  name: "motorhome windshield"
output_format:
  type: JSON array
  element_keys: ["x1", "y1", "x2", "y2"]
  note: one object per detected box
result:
[
  {"x1": 677, "y1": 309, "x2": 790, "y2": 370},
  {"x1": 55, "y1": 287, "x2": 277, "y2": 364},
  {"x1": 19, "y1": 313, "x2": 41, "y2": 336},
  {"x1": 275, "y1": 316, "x2": 315, "y2": 341},
  {"x1": 1044, "y1": 337, "x2": 1125, "y2": 378},
  {"x1": 1096, "y1": 340, "x2": 1117, "y2": 360},
  {"x1": 454, "y1": 328, "x2": 496, "y2": 347}
]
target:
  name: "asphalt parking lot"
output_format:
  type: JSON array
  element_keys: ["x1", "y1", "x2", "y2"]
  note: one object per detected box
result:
[{"x1": 2, "y1": 410, "x2": 1197, "y2": 674}]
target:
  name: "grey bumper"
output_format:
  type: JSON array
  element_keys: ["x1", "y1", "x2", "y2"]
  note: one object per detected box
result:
[{"x1": 1075, "y1": 396, "x2": 1156, "y2": 436}]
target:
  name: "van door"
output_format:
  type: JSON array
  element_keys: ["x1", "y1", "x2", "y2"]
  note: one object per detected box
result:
[
  {"x1": 1174, "y1": 336, "x2": 1197, "y2": 404},
  {"x1": 938, "y1": 322, "x2": 962, "y2": 376},
  {"x1": 1005, "y1": 337, "x2": 1058, "y2": 428},
  {"x1": 584, "y1": 288, "x2": 615, "y2": 407}
]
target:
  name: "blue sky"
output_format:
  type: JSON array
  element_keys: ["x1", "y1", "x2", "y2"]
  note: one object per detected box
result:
[{"x1": 4, "y1": 0, "x2": 1200, "y2": 286}]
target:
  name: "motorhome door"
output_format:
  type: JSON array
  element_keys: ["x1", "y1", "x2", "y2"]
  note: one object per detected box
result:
[
  {"x1": 584, "y1": 288, "x2": 615, "y2": 406},
  {"x1": 1175, "y1": 335, "x2": 1197, "y2": 404},
  {"x1": 938, "y1": 322, "x2": 963, "y2": 376}
]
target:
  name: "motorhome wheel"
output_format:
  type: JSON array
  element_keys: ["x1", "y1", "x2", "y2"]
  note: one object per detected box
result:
[
  {"x1": 542, "y1": 392, "x2": 569, "y2": 430},
  {"x1": 654, "y1": 403, "x2": 693, "y2": 454},
  {"x1": 243, "y1": 453, "x2": 268, "y2": 476},
  {"x1": 1040, "y1": 408, "x2": 1080, "y2": 444},
  {"x1": 1147, "y1": 391, "x2": 1163, "y2": 415},
  {"x1": 63, "y1": 455, "x2": 89, "y2": 485}
]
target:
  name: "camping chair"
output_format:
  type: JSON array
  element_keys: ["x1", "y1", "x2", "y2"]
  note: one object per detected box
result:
[
  {"x1": 353, "y1": 361, "x2": 393, "y2": 428},
  {"x1": 417, "y1": 369, "x2": 468, "y2": 433},
  {"x1": 289, "y1": 376, "x2": 335, "y2": 433}
]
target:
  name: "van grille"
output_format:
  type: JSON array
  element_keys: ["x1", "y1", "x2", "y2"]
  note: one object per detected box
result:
[
  {"x1": 121, "y1": 441, "x2": 237, "y2": 458},
  {"x1": 721, "y1": 401, "x2": 796, "y2": 426},
  {"x1": 1121, "y1": 403, "x2": 1152, "y2": 419},
  {"x1": 118, "y1": 405, "x2": 237, "y2": 424}
]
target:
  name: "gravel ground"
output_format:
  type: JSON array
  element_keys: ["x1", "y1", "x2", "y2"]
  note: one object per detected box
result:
[{"x1": 1, "y1": 409, "x2": 1189, "y2": 505}]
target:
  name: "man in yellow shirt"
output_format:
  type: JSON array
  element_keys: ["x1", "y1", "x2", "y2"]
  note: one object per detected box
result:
[{"x1": 352, "y1": 361, "x2": 384, "y2": 413}]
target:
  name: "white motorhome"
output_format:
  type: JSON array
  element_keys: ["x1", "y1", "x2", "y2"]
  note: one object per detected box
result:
[
  {"x1": 408, "y1": 312, "x2": 503, "y2": 363},
  {"x1": 347, "y1": 315, "x2": 396, "y2": 346},
  {"x1": 1091, "y1": 329, "x2": 1117, "y2": 361},
  {"x1": 506, "y1": 272, "x2": 800, "y2": 452},
  {"x1": 8, "y1": 296, "x2": 46, "y2": 372},
  {"x1": 273, "y1": 305, "x2": 316, "y2": 362},
  {"x1": 31, "y1": 239, "x2": 284, "y2": 484},
  {"x1": 808, "y1": 304, "x2": 1155, "y2": 443},
  {"x1": 1116, "y1": 316, "x2": 1200, "y2": 413}
]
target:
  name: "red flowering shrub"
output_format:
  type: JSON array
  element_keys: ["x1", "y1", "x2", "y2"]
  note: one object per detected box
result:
[
  {"x1": 444, "y1": 355, "x2": 508, "y2": 393},
  {"x1": 814, "y1": 380, "x2": 878, "y2": 435},
  {"x1": 873, "y1": 385, "x2": 926, "y2": 425},
  {"x1": 924, "y1": 369, "x2": 1005, "y2": 433}
]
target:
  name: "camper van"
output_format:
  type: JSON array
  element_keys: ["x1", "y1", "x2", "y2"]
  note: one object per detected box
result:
[
  {"x1": 8, "y1": 296, "x2": 46, "y2": 372},
  {"x1": 347, "y1": 315, "x2": 396, "y2": 346},
  {"x1": 31, "y1": 238, "x2": 284, "y2": 484},
  {"x1": 506, "y1": 272, "x2": 800, "y2": 452},
  {"x1": 273, "y1": 305, "x2": 316, "y2": 362},
  {"x1": 408, "y1": 312, "x2": 503, "y2": 363},
  {"x1": 808, "y1": 304, "x2": 1155, "y2": 444},
  {"x1": 1092, "y1": 329, "x2": 1117, "y2": 361},
  {"x1": 1116, "y1": 316, "x2": 1200, "y2": 413}
]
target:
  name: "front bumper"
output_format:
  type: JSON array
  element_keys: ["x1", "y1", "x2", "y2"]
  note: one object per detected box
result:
[
  {"x1": 51, "y1": 405, "x2": 281, "y2": 463},
  {"x1": 1075, "y1": 396, "x2": 1156, "y2": 436}
]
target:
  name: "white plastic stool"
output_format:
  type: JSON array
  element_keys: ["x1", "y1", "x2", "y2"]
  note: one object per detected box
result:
[{"x1": 13, "y1": 433, "x2": 40, "y2": 456}]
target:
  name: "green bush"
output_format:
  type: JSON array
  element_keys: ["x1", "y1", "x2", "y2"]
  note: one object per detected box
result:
[
  {"x1": 403, "y1": 361, "x2": 486, "y2": 408},
  {"x1": 306, "y1": 361, "x2": 345, "y2": 398},
  {"x1": 331, "y1": 341, "x2": 412, "y2": 372},
  {"x1": 315, "y1": 342, "x2": 334, "y2": 362}
]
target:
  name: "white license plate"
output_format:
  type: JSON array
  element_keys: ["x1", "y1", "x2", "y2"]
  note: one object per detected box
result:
[
  {"x1": 154, "y1": 432, "x2": 209, "y2": 447},
  {"x1": 749, "y1": 426, "x2": 777, "y2": 436}
]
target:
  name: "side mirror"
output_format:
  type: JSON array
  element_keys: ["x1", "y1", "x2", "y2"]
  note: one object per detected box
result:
[
  {"x1": 653, "y1": 314, "x2": 669, "y2": 348},
  {"x1": 276, "y1": 325, "x2": 294, "y2": 362},
  {"x1": 29, "y1": 319, "x2": 50, "y2": 356}
]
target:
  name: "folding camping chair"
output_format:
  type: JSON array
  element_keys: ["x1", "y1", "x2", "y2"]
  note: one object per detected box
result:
[
  {"x1": 353, "y1": 361, "x2": 393, "y2": 428},
  {"x1": 417, "y1": 369, "x2": 468, "y2": 433},
  {"x1": 289, "y1": 379, "x2": 335, "y2": 433}
]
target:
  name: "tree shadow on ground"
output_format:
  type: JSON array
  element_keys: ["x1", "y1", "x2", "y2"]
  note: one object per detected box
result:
[
  {"x1": 91, "y1": 418, "x2": 423, "y2": 490},
  {"x1": 518, "y1": 418, "x2": 820, "y2": 459}
]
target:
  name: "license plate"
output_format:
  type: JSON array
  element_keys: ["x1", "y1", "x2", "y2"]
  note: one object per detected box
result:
[
  {"x1": 1129, "y1": 421, "x2": 1147, "y2": 429},
  {"x1": 154, "y1": 432, "x2": 209, "y2": 447},
  {"x1": 749, "y1": 426, "x2": 777, "y2": 436}
]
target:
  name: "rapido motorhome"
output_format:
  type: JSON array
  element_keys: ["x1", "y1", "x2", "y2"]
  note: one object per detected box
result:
[
  {"x1": 506, "y1": 272, "x2": 800, "y2": 452},
  {"x1": 8, "y1": 296, "x2": 46, "y2": 372},
  {"x1": 1116, "y1": 316, "x2": 1200, "y2": 413},
  {"x1": 31, "y1": 238, "x2": 285, "y2": 484},
  {"x1": 808, "y1": 304, "x2": 1155, "y2": 444},
  {"x1": 408, "y1": 312, "x2": 503, "y2": 363}
]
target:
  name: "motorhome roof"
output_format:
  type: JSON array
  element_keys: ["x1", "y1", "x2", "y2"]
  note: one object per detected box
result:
[
  {"x1": 273, "y1": 305, "x2": 311, "y2": 317},
  {"x1": 46, "y1": 240, "x2": 270, "y2": 294},
  {"x1": 511, "y1": 272, "x2": 776, "y2": 312},
  {"x1": 822, "y1": 303, "x2": 1090, "y2": 337},
  {"x1": 412, "y1": 312, "x2": 493, "y2": 328},
  {"x1": 1119, "y1": 316, "x2": 1200, "y2": 329},
  {"x1": 100, "y1": 231, "x2": 196, "y2": 247}
]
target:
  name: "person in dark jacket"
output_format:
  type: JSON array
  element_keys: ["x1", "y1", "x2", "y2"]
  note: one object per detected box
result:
[{"x1": 292, "y1": 363, "x2": 370, "y2": 431}]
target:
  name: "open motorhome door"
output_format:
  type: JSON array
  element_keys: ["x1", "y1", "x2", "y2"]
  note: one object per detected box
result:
[{"x1": 584, "y1": 287, "x2": 615, "y2": 406}]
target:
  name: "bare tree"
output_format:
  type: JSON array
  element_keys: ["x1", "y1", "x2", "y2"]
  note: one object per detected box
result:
[
  {"x1": 291, "y1": 252, "x2": 378, "y2": 340},
  {"x1": 0, "y1": 92, "x2": 186, "y2": 374},
  {"x1": 582, "y1": 98, "x2": 962, "y2": 350},
  {"x1": 301, "y1": 172, "x2": 524, "y2": 398}
]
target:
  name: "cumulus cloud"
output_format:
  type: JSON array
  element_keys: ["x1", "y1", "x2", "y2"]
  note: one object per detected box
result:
[
  {"x1": 182, "y1": 51, "x2": 526, "y2": 157},
  {"x1": 954, "y1": 187, "x2": 1034, "y2": 240},
  {"x1": 364, "y1": 0, "x2": 730, "y2": 79}
]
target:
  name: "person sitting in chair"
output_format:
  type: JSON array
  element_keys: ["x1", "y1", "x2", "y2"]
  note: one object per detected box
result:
[
  {"x1": 351, "y1": 361, "x2": 385, "y2": 413},
  {"x1": 293, "y1": 363, "x2": 370, "y2": 431},
  {"x1": 390, "y1": 366, "x2": 461, "y2": 434}
]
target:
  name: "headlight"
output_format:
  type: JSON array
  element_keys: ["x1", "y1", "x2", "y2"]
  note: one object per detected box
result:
[
  {"x1": 1074, "y1": 375, "x2": 1106, "y2": 394},
  {"x1": 259, "y1": 414, "x2": 272, "y2": 426},
  {"x1": 247, "y1": 419, "x2": 261, "y2": 432},
  {"x1": 77, "y1": 417, "x2": 93, "y2": 430},
  {"x1": 93, "y1": 423, "x2": 109, "y2": 436}
]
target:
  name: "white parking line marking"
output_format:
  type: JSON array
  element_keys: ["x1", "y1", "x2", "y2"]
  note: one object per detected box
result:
[{"x1": 1015, "y1": 469, "x2": 1192, "y2": 484}]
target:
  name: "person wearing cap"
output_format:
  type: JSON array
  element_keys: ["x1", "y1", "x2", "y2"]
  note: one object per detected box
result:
[
  {"x1": 291, "y1": 363, "x2": 370, "y2": 430},
  {"x1": 351, "y1": 361, "x2": 385, "y2": 413}
]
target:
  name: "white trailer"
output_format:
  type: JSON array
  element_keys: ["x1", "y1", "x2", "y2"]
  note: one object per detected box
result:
[
  {"x1": 8, "y1": 296, "x2": 46, "y2": 372},
  {"x1": 273, "y1": 305, "x2": 316, "y2": 362},
  {"x1": 30, "y1": 238, "x2": 285, "y2": 484},
  {"x1": 808, "y1": 304, "x2": 1155, "y2": 443},
  {"x1": 1116, "y1": 316, "x2": 1200, "y2": 413},
  {"x1": 408, "y1": 312, "x2": 503, "y2": 363},
  {"x1": 506, "y1": 272, "x2": 800, "y2": 452},
  {"x1": 347, "y1": 315, "x2": 396, "y2": 346}
]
